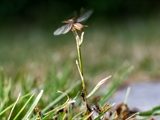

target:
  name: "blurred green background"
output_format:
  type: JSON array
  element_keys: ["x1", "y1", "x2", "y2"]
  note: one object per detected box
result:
[{"x1": 0, "y1": 0, "x2": 160, "y2": 84}]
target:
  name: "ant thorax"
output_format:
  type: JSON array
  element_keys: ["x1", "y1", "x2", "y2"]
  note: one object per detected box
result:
[{"x1": 68, "y1": 19, "x2": 75, "y2": 24}]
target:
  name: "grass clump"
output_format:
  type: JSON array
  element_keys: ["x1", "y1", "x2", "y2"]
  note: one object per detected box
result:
[{"x1": 1, "y1": 9, "x2": 160, "y2": 120}]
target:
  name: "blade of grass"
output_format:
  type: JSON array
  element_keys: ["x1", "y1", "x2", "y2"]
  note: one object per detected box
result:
[
  {"x1": 71, "y1": 110, "x2": 85, "y2": 120},
  {"x1": 0, "y1": 78, "x2": 11, "y2": 112},
  {"x1": 22, "y1": 90, "x2": 43, "y2": 119},
  {"x1": 8, "y1": 93, "x2": 21, "y2": 120},
  {"x1": 42, "y1": 91, "x2": 70, "y2": 120},
  {"x1": 139, "y1": 106, "x2": 160, "y2": 116},
  {"x1": 124, "y1": 87, "x2": 131, "y2": 104},
  {"x1": 100, "y1": 65, "x2": 133, "y2": 105},
  {"x1": 57, "y1": 112, "x2": 67, "y2": 120},
  {"x1": 42, "y1": 81, "x2": 80, "y2": 113},
  {"x1": 0, "y1": 93, "x2": 31, "y2": 116},
  {"x1": 42, "y1": 92, "x2": 76, "y2": 120},
  {"x1": 13, "y1": 93, "x2": 35, "y2": 120},
  {"x1": 126, "y1": 112, "x2": 139, "y2": 120},
  {"x1": 110, "y1": 111, "x2": 117, "y2": 120},
  {"x1": 87, "y1": 75, "x2": 111, "y2": 99},
  {"x1": 80, "y1": 112, "x2": 93, "y2": 120}
]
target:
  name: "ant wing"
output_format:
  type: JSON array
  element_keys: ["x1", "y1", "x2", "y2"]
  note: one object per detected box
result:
[
  {"x1": 69, "y1": 10, "x2": 78, "y2": 20},
  {"x1": 54, "y1": 24, "x2": 72, "y2": 35},
  {"x1": 76, "y1": 10, "x2": 93, "y2": 23}
]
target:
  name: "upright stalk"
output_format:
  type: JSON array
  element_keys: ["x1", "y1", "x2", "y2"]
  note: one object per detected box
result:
[
  {"x1": 72, "y1": 30, "x2": 92, "y2": 118},
  {"x1": 72, "y1": 30, "x2": 87, "y2": 96}
]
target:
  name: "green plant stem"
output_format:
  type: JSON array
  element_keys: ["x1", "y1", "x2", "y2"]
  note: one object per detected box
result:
[
  {"x1": 72, "y1": 30, "x2": 86, "y2": 95},
  {"x1": 72, "y1": 30, "x2": 92, "y2": 118},
  {"x1": 77, "y1": 45, "x2": 86, "y2": 95},
  {"x1": 77, "y1": 44, "x2": 83, "y2": 75}
]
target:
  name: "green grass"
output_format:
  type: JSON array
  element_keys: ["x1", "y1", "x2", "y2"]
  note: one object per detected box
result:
[{"x1": 0, "y1": 16, "x2": 160, "y2": 119}]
